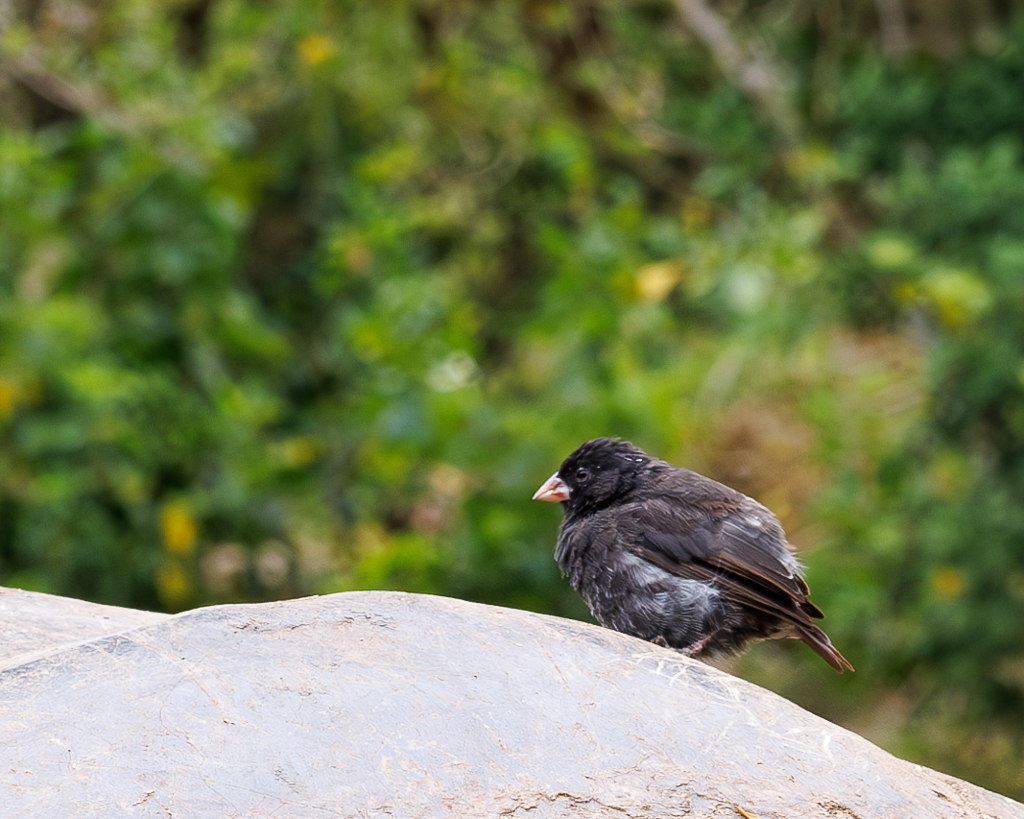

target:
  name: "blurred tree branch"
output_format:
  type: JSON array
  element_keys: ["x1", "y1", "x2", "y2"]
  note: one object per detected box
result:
[
  {"x1": 875, "y1": 0, "x2": 911, "y2": 59},
  {"x1": 1, "y1": 53, "x2": 130, "y2": 131},
  {"x1": 674, "y1": 0, "x2": 800, "y2": 144}
]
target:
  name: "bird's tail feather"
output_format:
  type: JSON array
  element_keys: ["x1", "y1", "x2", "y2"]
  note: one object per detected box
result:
[{"x1": 796, "y1": 624, "x2": 854, "y2": 673}]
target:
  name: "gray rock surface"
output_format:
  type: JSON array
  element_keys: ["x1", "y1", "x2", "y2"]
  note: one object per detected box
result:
[
  {"x1": 0, "y1": 587, "x2": 1020, "y2": 818},
  {"x1": 0, "y1": 586, "x2": 167, "y2": 666}
]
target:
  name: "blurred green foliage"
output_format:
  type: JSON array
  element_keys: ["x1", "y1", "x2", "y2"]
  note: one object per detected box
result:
[{"x1": 3, "y1": 0, "x2": 1024, "y2": 799}]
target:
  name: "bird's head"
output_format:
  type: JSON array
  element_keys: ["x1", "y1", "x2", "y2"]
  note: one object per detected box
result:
[{"x1": 533, "y1": 438, "x2": 653, "y2": 515}]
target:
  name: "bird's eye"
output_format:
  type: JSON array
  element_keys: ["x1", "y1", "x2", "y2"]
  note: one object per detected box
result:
[{"x1": 575, "y1": 467, "x2": 590, "y2": 482}]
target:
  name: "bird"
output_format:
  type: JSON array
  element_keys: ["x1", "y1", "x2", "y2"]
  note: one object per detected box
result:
[{"x1": 532, "y1": 437, "x2": 853, "y2": 672}]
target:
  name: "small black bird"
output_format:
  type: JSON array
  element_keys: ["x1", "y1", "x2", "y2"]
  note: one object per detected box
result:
[{"x1": 533, "y1": 438, "x2": 852, "y2": 672}]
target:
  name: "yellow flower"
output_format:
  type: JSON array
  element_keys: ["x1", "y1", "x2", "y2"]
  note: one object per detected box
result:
[
  {"x1": 0, "y1": 379, "x2": 17, "y2": 418},
  {"x1": 635, "y1": 261, "x2": 683, "y2": 302},
  {"x1": 933, "y1": 566, "x2": 965, "y2": 599},
  {"x1": 161, "y1": 502, "x2": 198, "y2": 556},
  {"x1": 298, "y1": 34, "x2": 335, "y2": 67},
  {"x1": 157, "y1": 561, "x2": 191, "y2": 608}
]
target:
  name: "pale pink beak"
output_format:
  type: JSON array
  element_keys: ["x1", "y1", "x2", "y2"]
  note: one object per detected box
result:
[{"x1": 532, "y1": 472, "x2": 570, "y2": 503}]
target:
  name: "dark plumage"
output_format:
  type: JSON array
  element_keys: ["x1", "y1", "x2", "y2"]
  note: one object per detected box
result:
[{"x1": 533, "y1": 437, "x2": 853, "y2": 672}]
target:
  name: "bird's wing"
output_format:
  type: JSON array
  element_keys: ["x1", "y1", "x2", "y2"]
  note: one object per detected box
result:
[
  {"x1": 623, "y1": 478, "x2": 853, "y2": 672},
  {"x1": 628, "y1": 495, "x2": 824, "y2": 625}
]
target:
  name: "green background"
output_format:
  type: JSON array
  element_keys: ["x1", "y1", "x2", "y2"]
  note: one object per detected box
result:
[{"x1": 3, "y1": 0, "x2": 1024, "y2": 799}]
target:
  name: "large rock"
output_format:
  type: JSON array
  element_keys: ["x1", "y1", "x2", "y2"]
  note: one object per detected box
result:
[{"x1": 0, "y1": 587, "x2": 1020, "y2": 818}]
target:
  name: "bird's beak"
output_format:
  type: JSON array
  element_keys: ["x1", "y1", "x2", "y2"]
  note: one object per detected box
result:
[{"x1": 532, "y1": 472, "x2": 570, "y2": 503}]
